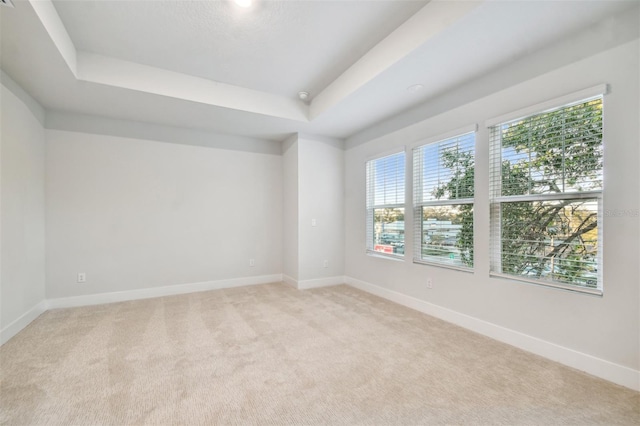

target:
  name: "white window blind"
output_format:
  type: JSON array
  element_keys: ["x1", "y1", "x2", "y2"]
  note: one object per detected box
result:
[
  {"x1": 413, "y1": 132, "x2": 475, "y2": 268},
  {"x1": 366, "y1": 151, "x2": 405, "y2": 257},
  {"x1": 489, "y1": 96, "x2": 603, "y2": 293}
]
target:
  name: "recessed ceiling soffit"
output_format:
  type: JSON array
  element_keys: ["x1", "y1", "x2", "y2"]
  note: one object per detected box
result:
[{"x1": 27, "y1": 0, "x2": 481, "y2": 124}]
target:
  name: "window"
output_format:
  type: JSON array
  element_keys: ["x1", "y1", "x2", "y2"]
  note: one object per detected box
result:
[
  {"x1": 413, "y1": 132, "x2": 475, "y2": 269},
  {"x1": 366, "y1": 151, "x2": 405, "y2": 257},
  {"x1": 489, "y1": 95, "x2": 603, "y2": 293}
]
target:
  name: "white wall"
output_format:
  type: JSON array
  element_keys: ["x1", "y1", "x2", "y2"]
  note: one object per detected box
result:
[
  {"x1": 45, "y1": 130, "x2": 283, "y2": 299},
  {"x1": 282, "y1": 134, "x2": 345, "y2": 287},
  {"x1": 297, "y1": 136, "x2": 344, "y2": 282},
  {"x1": 344, "y1": 40, "x2": 639, "y2": 377},
  {"x1": 282, "y1": 135, "x2": 299, "y2": 281},
  {"x1": 0, "y1": 82, "x2": 46, "y2": 333}
]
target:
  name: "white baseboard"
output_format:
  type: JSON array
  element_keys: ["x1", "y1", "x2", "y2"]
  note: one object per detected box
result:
[
  {"x1": 345, "y1": 276, "x2": 640, "y2": 391},
  {"x1": 282, "y1": 274, "x2": 345, "y2": 290},
  {"x1": 48, "y1": 274, "x2": 283, "y2": 309},
  {"x1": 0, "y1": 300, "x2": 48, "y2": 345},
  {"x1": 282, "y1": 274, "x2": 298, "y2": 289},
  {"x1": 297, "y1": 275, "x2": 345, "y2": 290}
]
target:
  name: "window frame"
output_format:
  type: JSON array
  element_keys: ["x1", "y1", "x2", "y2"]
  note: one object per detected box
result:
[
  {"x1": 365, "y1": 149, "x2": 407, "y2": 260},
  {"x1": 487, "y1": 86, "x2": 606, "y2": 295},
  {"x1": 412, "y1": 127, "x2": 477, "y2": 272}
]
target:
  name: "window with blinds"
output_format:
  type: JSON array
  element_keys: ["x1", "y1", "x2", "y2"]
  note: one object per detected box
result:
[
  {"x1": 413, "y1": 132, "x2": 475, "y2": 268},
  {"x1": 366, "y1": 151, "x2": 405, "y2": 257},
  {"x1": 489, "y1": 96, "x2": 603, "y2": 293}
]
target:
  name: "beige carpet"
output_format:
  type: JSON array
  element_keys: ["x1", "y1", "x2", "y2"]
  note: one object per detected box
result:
[{"x1": 0, "y1": 283, "x2": 638, "y2": 425}]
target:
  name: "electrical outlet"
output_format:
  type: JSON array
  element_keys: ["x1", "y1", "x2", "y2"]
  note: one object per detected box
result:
[
  {"x1": 77, "y1": 273, "x2": 86, "y2": 283},
  {"x1": 311, "y1": 218, "x2": 317, "y2": 227},
  {"x1": 323, "y1": 260, "x2": 329, "y2": 268},
  {"x1": 249, "y1": 259, "x2": 255, "y2": 267},
  {"x1": 426, "y1": 278, "x2": 433, "y2": 289}
]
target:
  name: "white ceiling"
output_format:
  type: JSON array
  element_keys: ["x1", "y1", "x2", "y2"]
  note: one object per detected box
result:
[
  {"x1": 1, "y1": 0, "x2": 638, "y2": 143},
  {"x1": 52, "y1": 0, "x2": 427, "y2": 99}
]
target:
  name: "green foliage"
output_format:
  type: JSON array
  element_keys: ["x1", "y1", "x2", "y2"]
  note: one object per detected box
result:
[
  {"x1": 432, "y1": 99, "x2": 602, "y2": 286},
  {"x1": 501, "y1": 99, "x2": 603, "y2": 194},
  {"x1": 457, "y1": 204, "x2": 474, "y2": 265},
  {"x1": 500, "y1": 200, "x2": 597, "y2": 286},
  {"x1": 434, "y1": 148, "x2": 475, "y2": 199},
  {"x1": 428, "y1": 147, "x2": 475, "y2": 267}
]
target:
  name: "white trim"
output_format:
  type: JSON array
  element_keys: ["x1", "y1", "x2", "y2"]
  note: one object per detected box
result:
[
  {"x1": 410, "y1": 124, "x2": 477, "y2": 150},
  {"x1": 366, "y1": 250, "x2": 405, "y2": 262},
  {"x1": 345, "y1": 276, "x2": 639, "y2": 391},
  {"x1": 494, "y1": 191, "x2": 602, "y2": 204},
  {"x1": 0, "y1": 300, "x2": 48, "y2": 346},
  {"x1": 47, "y1": 274, "x2": 283, "y2": 309},
  {"x1": 485, "y1": 84, "x2": 608, "y2": 128},
  {"x1": 490, "y1": 272, "x2": 603, "y2": 297},
  {"x1": 368, "y1": 203, "x2": 405, "y2": 209},
  {"x1": 414, "y1": 198, "x2": 474, "y2": 207},
  {"x1": 282, "y1": 275, "x2": 345, "y2": 290},
  {"x1": 413, "y1": 259, "x2": 474, "y2": 274},
  {"x1": 297, "y1": 276, "x2": 345, "y2": 290},
  {"x1": 282, "y1": 274, "x2": 298, "y2": 289}
]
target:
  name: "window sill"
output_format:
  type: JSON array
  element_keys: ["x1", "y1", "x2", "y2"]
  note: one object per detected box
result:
[
  {"x1": 413, "y1": 259, "x2": 474, "y2": 273},
  {"x1": 366, "y1": 251, "x2": 405, "y2": 262},
  {"x1": 490, "y1": 272, "x2": 603, "y2": 296}
]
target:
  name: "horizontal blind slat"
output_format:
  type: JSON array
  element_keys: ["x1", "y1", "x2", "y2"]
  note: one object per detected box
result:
[
  {"x1": 366, "y1": 151, "x2": 406, "y2": 256},
  {"x1": 413, "y1": 132, "x2": 475, "y2": 268},
  {"x1": 489, "y1": 96, "x2": 603, "y2": 291}
]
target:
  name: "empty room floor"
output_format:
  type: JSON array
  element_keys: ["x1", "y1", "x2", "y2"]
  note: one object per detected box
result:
[{"x1": 1, "y1": 283, "x2": 638, "y2": 425}]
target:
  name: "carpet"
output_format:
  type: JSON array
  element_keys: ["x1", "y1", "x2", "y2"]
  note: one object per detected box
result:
[{"x1": 1, "y1": 283, "x2": 638, "y2": 425}]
